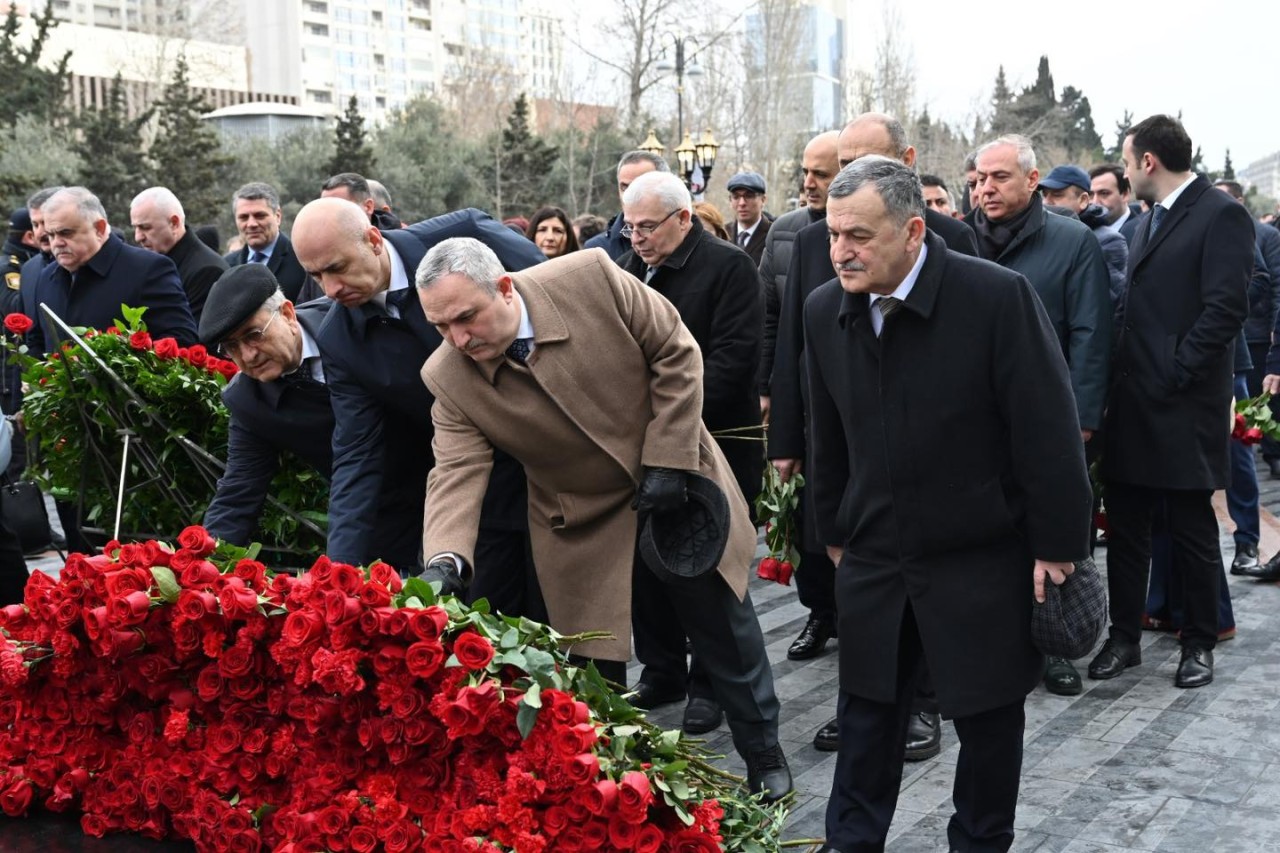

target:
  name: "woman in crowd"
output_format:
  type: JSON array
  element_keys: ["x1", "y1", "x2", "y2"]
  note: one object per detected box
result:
[
  {"x1": 694, "y1": 201, "x2": 730, "y2": 241},
  {"x1": 526, "y1": 206, "x2": 579, "y2": 259}
]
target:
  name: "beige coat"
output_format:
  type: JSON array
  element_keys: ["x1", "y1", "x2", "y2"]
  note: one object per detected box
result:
[{"x1": 421, "y1": 249, "x2": 754, "y2": 661}]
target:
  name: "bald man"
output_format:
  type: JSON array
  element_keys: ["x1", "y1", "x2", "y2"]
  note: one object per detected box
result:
[
  {"x1": 131, "y1": 187, "x2": 228, "y2": 323},
  {"x1": 294, "y1": 200, "x2": 545, "y2": 613}
]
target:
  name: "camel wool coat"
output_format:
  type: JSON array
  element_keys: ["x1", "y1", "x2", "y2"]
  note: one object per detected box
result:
[{"x1": 421, "y1": 249, "x2": 755, "y2": 661}]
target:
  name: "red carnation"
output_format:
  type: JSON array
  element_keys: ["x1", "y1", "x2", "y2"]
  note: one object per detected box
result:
[
  {"x1": 452, "y1": 631, "x2": 495, "y2": 670},
  {"x1": 3, "y1": 313, "x2": 32, "y2": 335}
]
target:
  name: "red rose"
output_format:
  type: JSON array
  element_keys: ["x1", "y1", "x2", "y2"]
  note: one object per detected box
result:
[
  {"x1": 757, "y1": 556, "x2": 780, "y2": 581},
  {"x1": 177, "y1": 589, "x2": 218, "y2": 621},
  {"x1": 0, "y1": 778, "x2": 33, "y2": 816},
  {"x1": 153, "y1": 337, "x2": 181, "y2": 359},
  {"x1": 369, "y1": 561, "x2": 402, "y2": 593},
  {"x1": 564, "y1": 752, "x2": 599, "y2": 784},
  {"x1": 129, "y1": 330, "x2": 153, "y2": 350},
  {"x1": 3, "y1": 313, "x2": 32, "y2": 335},
  {"x1": 618, "y1": 770, "x2": 653, "y2": 822},
  {"x1": 776, "y1": 560, "x2": 794, "y2": 585},
  {"x1": 219, "y1": 580, "x2": 260, "y2": 619},
  {"x1": 452, "y1": 631, "x2": 494, "y2": 669},
  {"x1": 282, "y1": 609, "x2": 325, "y2": 648},
  {"x1": 217, "y1": 358, "x2": 238, "y2": 379},
  {"x1": 408, "y1": 606, "x2": 448, "y2": 642},
  {"x1": 669, "y1": 828, "x2": 722, "y2": 852},
  {"x1": 1245, "y1": 427, "x2": 1264, "y2": 444},
  {"x1": 607, "y1": 814, "x2": 640, "y2": 848},
  {"x1": 584, "y1": 779, "x2": 617, "y2": 815},
  {"x1": 359, "y1": 581, "x2": 392, "y2": 608},
  {"x1": 108, "y1": 589, "x2": 152, "y2": 626},
  {"x1": 634, "y1": 825, "x2": 665, "y2": 853},
  {"x1": 177, "y1": 525, "x2": 217, "y2": 556},
  {"x1": 323, "y1": 590, "x2": 361, "y2": 627},
  {"x1": 186, "y1": 344, "x2": 209, "y2": 367},
  {"x1": 349, "y1": 825, "x2": 378, "y2": 853},
  {"x1": 405, "y1": 640, "x2": 444, "y2": 679}
]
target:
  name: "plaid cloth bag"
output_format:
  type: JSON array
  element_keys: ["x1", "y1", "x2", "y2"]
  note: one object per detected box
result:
[{"x1": 1031, "y1": 556, "x2": 1107, "y2": 659}]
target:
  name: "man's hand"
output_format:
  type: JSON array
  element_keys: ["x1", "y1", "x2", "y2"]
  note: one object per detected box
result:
[
  {"x1": 1265, "y1": 374, "x2": 1280, "y2": 395},
  {"x1": 759, "y1": 395, "x2": 771, "y2": 424},
  {"x1": 1081, "y1": 429, "x2": 1093, "y2": 442},
  {"x1": 631, "y1": 467, "x2": 688, "y2": 513},
  {"x1": 420, "y1": 556, "x2": 467, "y2": 597},
  {"x1": 826, "y1": 545, "x2": 843, "y2": 566},
  {"x1": 12, "y1": 410, "x2": 22, "y2": 432},
  {"x1": 772, "y1": 458, "x2": 802, "y2": 483},
  {"x1": 1033, "y1": 559, "x2": 1074, "y2": 603}
]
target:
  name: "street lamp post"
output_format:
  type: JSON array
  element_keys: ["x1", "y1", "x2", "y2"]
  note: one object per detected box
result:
[{"x1": 655, "y1": 36, "x2": 701, "y2": 145}]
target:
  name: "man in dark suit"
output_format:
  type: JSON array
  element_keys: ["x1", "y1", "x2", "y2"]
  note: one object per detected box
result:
[
  {"x1": 28, "y1": 187, "x2": 196, "y2": 356},
  {"x1": 223, "y1": 183, "x2": 317, "y2": 303},
  {"x1": 18, "y1": 187, "x2": 60, "y2": 326},
  {"x1": 130, "y1": 186, "x2": 228, "y2": 324},
  {"x1": 1089, "y1": 115, "x2": 1253, "y2": 690},
  {"x1": 292, "y1": 199, "x2": 546, "y2": 615},
  {"x1": 725, "y1": 171, "x2": 771, "y2": 265},
  {"x1": 197, "y1": 265, "x2": 332, "y2": 545},
  {"x1": 583, "y1": 151, "x2": 671, "y2": 260},
  {"x1": 1089, "y1": 164, "x2": 1142, "y2": 245},
  {"x1": 321, "y1": 172, "x2": 402, "y2": 230},
  {"x1": 808, "y1": 156, "x2": 1092, "y2": 853},
  {"x1": 770, "y1": 111, "x2": 980, "y2": 757}
]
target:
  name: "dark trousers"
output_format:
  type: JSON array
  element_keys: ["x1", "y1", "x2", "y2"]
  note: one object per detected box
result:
[
  {"x1": 631, "y1": 559, "x2": 780, "y2": 757},
  {"x1": 0, "y1": 490, "x2": 29, "y2": 605},
  {"x1": 1225, "y1": 374, "x2": 1260, "y2": 548},
  {"x1": 1248, "y1": 341, "x2": 1280, "y2": 462},
  {"x1": 469, "y1": 528, "x2": 547, "y2": 623},
  {"x1": 825, "y1": 603, "x2": 1023, "y2": 852},
  {"x1": 1104, "y1": 482, "x2": 1220, "y2": 650}
]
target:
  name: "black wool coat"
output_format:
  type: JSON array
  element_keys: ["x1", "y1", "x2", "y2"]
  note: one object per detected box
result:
[
  {"x1": 1103, "y1": 177, "x2": 1253, "y2": 490},
  {"x1": 804, "y1": 232, "x2": 1092, "y2": 718},
  {"x1": 619, "y1": 216, "x2": 764, "y2": 504},
  {"x1": 167, "y1": 228, "x2": 228, "y2": 325}
]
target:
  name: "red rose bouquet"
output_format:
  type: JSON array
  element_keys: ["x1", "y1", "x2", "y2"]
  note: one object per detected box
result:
[
  {"x1": 755, "y1": 465, "x2": 803, "y2": 586},
  {"x1": 1233, "y1": 392, "x2": 1280, "y2": 446}
]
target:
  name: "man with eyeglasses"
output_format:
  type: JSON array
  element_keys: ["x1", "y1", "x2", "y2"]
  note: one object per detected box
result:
[
  {"x1": 616, "y1": 170, "x2": 764, "y2": 739},
  {"x1": 199, "y1": 265, "x2": 334, "y2": 546}
]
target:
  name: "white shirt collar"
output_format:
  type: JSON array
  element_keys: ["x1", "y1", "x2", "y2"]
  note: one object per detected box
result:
[
  {"x1": 869, "y1": 243, "x2": 929, "y2": 337},
  {"x1": 370, "y1": 242, "x2": 410, "y2": 318},
  {"x1": 514, "y1": 289, "x2": 534, "y2": 348},
  {"x1": 1156, "y1": 173, "x2": 1197, "y2": 213},
  {"x1": 738, "y1": 218, "x2": 762, "y2": 240}
]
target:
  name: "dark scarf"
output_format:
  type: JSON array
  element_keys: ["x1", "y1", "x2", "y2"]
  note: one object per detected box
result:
[{"x1": 972, "y1": 193, "x2": 1041, "y2": 261}]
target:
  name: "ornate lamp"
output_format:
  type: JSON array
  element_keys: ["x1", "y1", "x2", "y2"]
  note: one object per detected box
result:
[
  {"x1": 638, "y1": 129, "x2": 665, "y2": 158},
  {"x1": 675, "y1": 131, "x2": 697, "y2": 186}
]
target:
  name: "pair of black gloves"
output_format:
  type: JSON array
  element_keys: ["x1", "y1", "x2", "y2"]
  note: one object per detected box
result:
[{"x1": 419, "y1": 467, "x2": 690, "y2": 595}]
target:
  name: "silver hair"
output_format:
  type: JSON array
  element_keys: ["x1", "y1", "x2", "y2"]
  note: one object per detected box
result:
[
  {"x1": 261, "y1": 288, "x2": 287, "y2": 315},
  {"x1": 827, "y1": 156, "x2": 924, "y2": 225},
  {"x1": 131, "y1": 186, "x2": 185, "y2": 223},
  {"x1": 962, "y1": 151, "x2": 978, "y2": 172},
  {"x1": 977, "y1": 134, "x2": 1037, "y2": 174},
  {"x1": 367, "y1": 179, "x2": 392, "y2": 208},
  {"x1": 27, "y1": 186, "x2": 65, "y2": 211},
  {"x1": 621, "y1": 171, "x2": 692, "y2": 213},
  {"x1": 617, "y1": 150, "x2": 670, "y2": 175},
  {"x1": 416, "y1": 237, "x2": 504, "y2": 297},
  {"x1": 45, "y1": 187, "x2": 108, "y2": 225},
  {"x1": 232, "y1": 181, "x2": 281, "y2": 212}
]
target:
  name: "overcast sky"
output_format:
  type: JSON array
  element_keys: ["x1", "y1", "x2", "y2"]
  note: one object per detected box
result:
[{"x1": 858, "y1": 0, "x2": 1278, "y2": 169}]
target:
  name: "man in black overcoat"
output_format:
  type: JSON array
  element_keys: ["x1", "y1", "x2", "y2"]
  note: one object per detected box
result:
[
  {"x1": 807, "y1": 157, "x2": 1092, "y2": 853},
  {"x1": 1090, "y1": 115, "x2": 1253, "y2": 689},
  {"x1": 617, "y1": 169, "x2": 763, "y2": 734},
  {"x1": 130, "y1": 187, "x2": 229, "y2": 324},
  {"x1": 292, "y1": 199, "x2": 546, "y2": 617},
  {"x1": 770, "y1": 111, "x2": 980, "y2": 757}
]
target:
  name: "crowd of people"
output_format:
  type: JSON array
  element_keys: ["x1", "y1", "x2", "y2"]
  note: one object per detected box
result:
[{"x1": 0, "y1": 108, "x2": 1274, "y2": 851}]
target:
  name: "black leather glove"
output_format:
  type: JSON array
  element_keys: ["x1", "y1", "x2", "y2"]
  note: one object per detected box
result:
[
  {"x1": 631, "y1": 466, "x2": 689, "y2": 513},
  {"x1": 419, "y1": 556, "x2": 468, "y2": 597}
]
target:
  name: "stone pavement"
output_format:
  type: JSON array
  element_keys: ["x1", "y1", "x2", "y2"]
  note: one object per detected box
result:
[
  {"x1": 632, "y1": 486, "x2": 1280, "y2": 853},
  {"x1": 11, "y1": 483, "x2": 1280, "y2": 852}
]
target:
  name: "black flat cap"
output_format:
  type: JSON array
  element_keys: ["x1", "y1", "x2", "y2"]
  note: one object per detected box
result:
[
  {"x1": 1031, "y1": 556, "x2": 1107, "y2": 660},
  {"x1": 638, "y1": 473, "x2": 731, "y2": 583},
  {"x1": 8, "y1": 208, "x2": 30, "y2": 233},
  {"x1": 198, "y1": 264, "x2": 281, "y2": 345}
]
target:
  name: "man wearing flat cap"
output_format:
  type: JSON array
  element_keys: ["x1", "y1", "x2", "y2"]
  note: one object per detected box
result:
[
  {"x1": 1, "y1": 208, "x2": 37, "y2": 423},
  {"x1": 199, "y1": 266, "x2": 335, "y2": 548},
  {"x1": 726, "y1": 171, "x2": 771, "y2": 265}
]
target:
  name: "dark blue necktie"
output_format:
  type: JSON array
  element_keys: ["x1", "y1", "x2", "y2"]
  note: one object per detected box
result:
[
  {"x1": 250, "y1": 250, "x2": 266, "y2": 264},
  {"x1": 1149, "y1": 205, "x2": 1167, "y2": 238},
  {"x1": 505, "y1": 337, "x2": 533, "y2": 363}
]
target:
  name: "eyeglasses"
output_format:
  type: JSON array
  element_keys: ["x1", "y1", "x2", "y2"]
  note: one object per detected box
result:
[
  {"x1": 218, "y1": 309, "x2": 280, "y2": 357},
  {"x1": 620, "y1": 208, "x2": 680, "y2": 239}
]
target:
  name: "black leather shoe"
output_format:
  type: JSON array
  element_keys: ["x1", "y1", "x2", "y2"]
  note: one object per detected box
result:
[
  {"x1": 1044, "y1": 656, "x2": 1083, "y2": 695},
  {"x1": 1268, "y1": 458, "x2": 1280, "y2": 478},
  {"x1": 813, "y1": 717, "x2": 839, "y2": 751},
  {"x1": 1087, "y1": 639, "x2": 1141, "y2": 679},
  {"x1": 628, "y1": 681, "x2": 685, "y2": 710},
  {"x1": 1175, "y1": 646, "x2": 1214, "y2": 688},
  {"x1": 904, "y1": 711, "x2": 941, "y2": 761},
  {"x1": 787, "y1": 616, "x2": 837, "y2": 660},
  {"x1": 682, "y1": 697, "x2": 723, "y2": 734},
  {"x1": 744, "y1": 744, "x2": 793, "y2": 802},
  {"x1": 1230, "y1": 542, "x2": 1260, "y2": 575},
  {"x1": 816, "y1": 847, "x2": 849, "y2": 853},
  {"x1": 1242, "y1": 553, "x2": 1280, "y2": 581}
]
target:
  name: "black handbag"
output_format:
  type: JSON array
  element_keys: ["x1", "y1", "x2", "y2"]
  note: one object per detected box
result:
[{"x1": 1, "y1": 477, "x2": 56, "y2": 555}]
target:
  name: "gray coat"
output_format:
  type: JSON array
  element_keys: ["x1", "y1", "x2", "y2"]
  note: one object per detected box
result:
[{"x1": 968, "y1": 196, "x2": 1113, "y2": 431}]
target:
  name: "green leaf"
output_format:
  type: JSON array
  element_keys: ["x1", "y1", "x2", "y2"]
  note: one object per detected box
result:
[
  {"x1": 516, "y1": 701, "x2": 540, "y2": 739},
  {"x1": 523, "y1": 647, "x2": 557, "y2": 678},
  {"x1": 150, "y1": 566, "x2": 181, "y2": 603},
  {"x1": 523, "y1": 682, "x2": 542, "y2": 708},
  {"x1": 500, "y1": 627, "x2": 519, "y2": 649},
  {"x1": 400, "y1": 576, "x2": 437, "y2": 605}
]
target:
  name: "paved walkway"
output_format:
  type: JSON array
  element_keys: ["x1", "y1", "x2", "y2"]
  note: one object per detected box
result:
[{"x1": 10, "y1": 480, "x2": 1280, "y2": 851}]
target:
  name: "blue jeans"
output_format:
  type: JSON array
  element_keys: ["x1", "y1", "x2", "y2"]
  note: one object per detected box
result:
[{"x1": 1226, "y1": 373, "x2": 1260, "y2": 548}]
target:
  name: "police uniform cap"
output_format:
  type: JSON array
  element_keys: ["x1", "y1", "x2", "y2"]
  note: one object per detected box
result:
[
  {"x1": 199, "y1": 264, "x2": 282, "y2": 346},
  {"x1": 8, "y1": 208, "x2": 31, "y2": 233}
]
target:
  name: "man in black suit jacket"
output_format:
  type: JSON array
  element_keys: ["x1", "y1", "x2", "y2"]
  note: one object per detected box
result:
[
  {"x1": 293, "y1": 200, "x2": 546, "y2": 613},
  {"x1": 28, "y1": 187, "x2": 196, "y2": 356},
  {"x1": 131, "y1": 187, "x2": 228, "y2": 324},
  {"x1": 1090, "y1": 115, "x2": 1253, "y2": 690},
  {"x1": 725, "y1": 171, "x2": 772, "y2": 265},
  {"x1": 768, "y1": 111, "x2": 979, "y2": 757},
  {"x1": 808, "y1": 157, "x2": 1091, "y2": 853},
  {"x1": 198, "y1": 265, "x2": 333, "y2": 545},
  {"x1": 223, "y1": 182, "x2": 317, "y2": 303},
  {"x1": 1089, "y1": 164, "x2": 1142, "y2": 245}
]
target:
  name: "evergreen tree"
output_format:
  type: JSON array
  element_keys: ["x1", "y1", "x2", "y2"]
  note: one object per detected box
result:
[
  {"x1": 1058, "y1": 86, "x2": 1103, "y2": 161},
  {"x1": 329, "y1": 95, "x2": 376, "y2": 177},
  {"x1": 485, "y1": 93, "x2": 557, "y2": 218},
  {"x1": 149, "y1": 56, "x2": 231, "y2": 224},
  {"x1": 1105, "y1": 109, "x2": 1133, "y2": 163},
  {"x1": 0, "y1": 3, "x2": 71, "y2": 130},
  {"x1": 1223, "y1": 149, "x2": 1235, "y2": 180},
  {"x1": 374, "y1": 96, "x2": 483, "y2": 222},
  {"x1": 1007, "y1": 56, "x2": 1057, "y2": 134},
  {"x1": 989, "y1": 66, "x2": 1013, "y2": 135},
  {"x1": 74, "y1": 73, "x2": 151, "y2": 225},
  {"x1": 1191, "y1": 144, "x2": 1208, "y2": 177}
]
